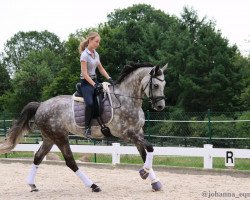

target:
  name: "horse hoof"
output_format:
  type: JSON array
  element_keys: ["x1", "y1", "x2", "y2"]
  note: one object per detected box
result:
[
  {"x1": 91, "y1": 184, "x2": 101, "y2": 192},
  {"x1": 139, "y1": 168, "x2": 149, "y2": 180},
  {"x1": 151, "y1": 181, "x2": 163, "y2": 191},
  {"x1": 29, "y1": 184, "x2": 39, "y2": 192}
]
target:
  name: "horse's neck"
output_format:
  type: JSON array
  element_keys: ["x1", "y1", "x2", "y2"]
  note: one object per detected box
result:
[{"x1": 116, "y1": 67, "x2": 152, "y2": 105}]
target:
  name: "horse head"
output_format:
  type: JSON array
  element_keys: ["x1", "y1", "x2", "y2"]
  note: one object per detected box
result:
[{"x1": 141, "y1": 64, "x2": 167, "y2": 111}]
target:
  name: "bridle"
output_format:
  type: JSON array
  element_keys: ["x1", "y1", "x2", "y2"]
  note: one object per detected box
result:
[
  {"x1": 107, "y1": 73, "x2": 166, "y2": 109},
  {"x1": 142, "y1": 74, "x2": 166, "y2": 104}
]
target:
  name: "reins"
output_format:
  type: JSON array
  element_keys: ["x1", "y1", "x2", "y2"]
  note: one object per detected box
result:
[
  {"x1": 103, "y1": 86, "x2": 144, "y2": 109},
  {"x1": 103, "y1": 75, "x2": 166, "y2": 109}
]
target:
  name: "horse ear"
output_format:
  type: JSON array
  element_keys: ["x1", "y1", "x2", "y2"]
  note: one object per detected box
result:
[
  {"x1": 150, "y1": 65, "x2": 161, "y2": 76},
  {"x1": 149, "y1": 68, "x2": 154, "y2": 75},
  {"x1": 155, "y1": 65, "x2": 163, "y2": 76},
  {"x1": 162, "y1": 63, "x2": 168, "y2": 72},
  {"x1": 155, "y1": 65, "x2": 160, "y2": 72}
]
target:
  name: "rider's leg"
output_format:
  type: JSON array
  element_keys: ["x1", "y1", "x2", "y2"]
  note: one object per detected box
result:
[
  {"x1": 81, "y1": 79, "x2": 95, "y2": 137},
  {"x1": 84, "y1": 105, "x2": 94, "y2": 136}
]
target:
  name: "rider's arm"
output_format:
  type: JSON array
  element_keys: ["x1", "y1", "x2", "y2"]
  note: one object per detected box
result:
[
  {"x1": 97, "y1": 63, "x2": 110, "y2": 80},
  {"x1": 81, "y1": 61, "x2": 96, "y2": 86}
]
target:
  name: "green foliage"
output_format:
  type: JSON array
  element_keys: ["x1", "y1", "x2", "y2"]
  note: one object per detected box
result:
[
  {"x1": 0, "y1": 4, "x2": 249, "y2": 115},
  {"x1": 0, "y1": 58, "x2": 10, "y2": 97},
  {"x1": 2, "y1": 49, "x2": 64, "y2": 112},
  {"x1": 209, "y1": 115, "x2": 236, "y2": 138},
  {"x1": 3, "y1": 30, "x2": 64, "y2": 76},
  {"x1": 165, "y1": 7, "x2": 244, "y2": 112},
  {"x1": 41, "y1": 35, "x2": 83, "y2": 99},
  {"x1": 107, "y1": 4, "x2": 172, "y2": 30},
  {"x1": 241, "y1": 87, "x2": 250, "y2": 109},
  {"x1": 42, "y1": 67, "x2": 77, "y2": 100},
  {"x1": 0, "y1": 30, "x2": 65, "y2": 112},
  {"x1": 237, "y1": 56, "x2": 250, "y2": 109},
  {"x1": 99, "y1": 4, "x2": 177, "y2": 81},
  {"x1": 145, "y1": 110, "x2": 249, "y2": 141},
  {"x1": 235, "y1": 111, "x2": 250, "y2": 138},
  {"x1": 1, "y1": 152, "x2": 250, "y2": 170}
]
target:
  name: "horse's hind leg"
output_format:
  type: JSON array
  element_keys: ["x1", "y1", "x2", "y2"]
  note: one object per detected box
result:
[
  {"x1": 27, "y1": 137, "x2": 54, "y2": 192},
  {"x1": 55, "y1": 136, "x2": 101, "y2": 192}
]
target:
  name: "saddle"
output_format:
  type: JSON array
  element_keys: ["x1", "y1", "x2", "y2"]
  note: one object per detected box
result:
[{"x1": 72, "y1": 82, "x2": 113, "y2": 137}]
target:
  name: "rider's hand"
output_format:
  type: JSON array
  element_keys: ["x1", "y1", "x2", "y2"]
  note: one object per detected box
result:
[
  {"x1": 94, "y1": 83, "x2": 103, "y2": 94},
  {"x1": 108, "y1": 77, "x2": 115, "y2": 85}
]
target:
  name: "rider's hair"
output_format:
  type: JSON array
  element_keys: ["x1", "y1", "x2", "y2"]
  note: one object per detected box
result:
[{"x1": 78, "y1": 32, "x2": 100, "y2": 54}]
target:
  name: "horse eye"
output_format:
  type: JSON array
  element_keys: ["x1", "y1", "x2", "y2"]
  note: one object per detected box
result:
[{"x1": 154, "y1": 84, "x2": 159, "y2": 88}]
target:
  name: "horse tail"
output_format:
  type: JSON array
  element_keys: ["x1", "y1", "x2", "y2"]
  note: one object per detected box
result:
[{"x1": 0, "y1": 102, "x2": 40, "y2": 154}]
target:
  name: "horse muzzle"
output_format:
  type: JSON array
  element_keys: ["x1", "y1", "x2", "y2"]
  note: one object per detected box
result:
[{"x1": 150, "y1": 96, "x2": 166, "y2": 111}]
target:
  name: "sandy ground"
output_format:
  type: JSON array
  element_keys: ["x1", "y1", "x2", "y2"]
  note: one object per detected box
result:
[{"x1": 0, "y1": 160, "x2": 249, "y2": 200}]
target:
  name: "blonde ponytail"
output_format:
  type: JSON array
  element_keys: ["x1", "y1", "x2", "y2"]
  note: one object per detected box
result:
[
  {"x1": 78, "y1": 40, "x2": 88, "y2": 54},
  {"x1": 78, "y1": 32, "x2": 100, "y2": 54}
]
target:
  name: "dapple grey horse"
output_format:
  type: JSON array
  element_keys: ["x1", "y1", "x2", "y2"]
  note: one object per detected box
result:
[{"x1": 0, "y1": 63, "x2": 167, "y2": 192}]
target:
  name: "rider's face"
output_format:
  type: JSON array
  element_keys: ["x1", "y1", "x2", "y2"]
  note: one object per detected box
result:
[{"x1": 89, "y1": 36, "x2": 100, "y2": 50}]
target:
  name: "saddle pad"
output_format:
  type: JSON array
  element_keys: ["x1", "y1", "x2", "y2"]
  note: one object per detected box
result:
[{"x1": 72, "y1": 92, "x2": 113, "y2": 128}]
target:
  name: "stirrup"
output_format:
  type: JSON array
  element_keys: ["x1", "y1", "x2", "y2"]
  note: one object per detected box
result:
[
  {"x1": 97, "y1": 117, "x2": 112, "y2": 137},
  {"x1": 101, "y1": 126, "x2": 112, "y2": 137}
]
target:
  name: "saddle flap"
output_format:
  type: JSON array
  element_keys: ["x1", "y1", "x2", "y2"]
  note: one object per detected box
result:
[
  {"x1": 72, "y1": 82, "x2": 113, "y2": 128},
  {"x1": 76, "y1": 83, "x2": 82, "y2": 94}
]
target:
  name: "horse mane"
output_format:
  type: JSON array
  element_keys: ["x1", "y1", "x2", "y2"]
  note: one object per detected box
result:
[{"x1": 116, "y1": 63, "x2": 154, "y2": 84}]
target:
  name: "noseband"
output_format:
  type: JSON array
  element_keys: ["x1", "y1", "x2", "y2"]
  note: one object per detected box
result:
[{"x1": 142, "y1": 75, "x2": 166, "y2": 104}]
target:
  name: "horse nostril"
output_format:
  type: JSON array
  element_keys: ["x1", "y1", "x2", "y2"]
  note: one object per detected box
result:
[{"x1": 157, "y1": 105, "x2": 163, "y2": 110}]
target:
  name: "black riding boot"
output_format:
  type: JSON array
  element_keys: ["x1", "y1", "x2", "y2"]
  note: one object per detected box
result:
[{"x1": 84, "y1": 105, "x2": 93, "y2": 138}]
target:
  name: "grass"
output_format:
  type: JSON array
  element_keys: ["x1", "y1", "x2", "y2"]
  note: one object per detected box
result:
[
  {"x1": 0, "y1": 136, "x2": 98, "y2": 145},
  {"x1": 0, "y1": 135, "x2": 249, "y2": 170},
  {"x1": 0, "y1": 152, "x2": 34, "y2": 159},
  {"x1": 1, "y1": 152, "x2": 250, "y2": 171}
]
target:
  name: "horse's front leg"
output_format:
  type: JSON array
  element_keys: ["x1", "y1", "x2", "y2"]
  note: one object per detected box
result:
[
  {"x1": 137, "y1": 142, "x2": 163, "y2": 191},
  {"x1": 132, "y1": 130, "x2": 163, "y2": 191}
]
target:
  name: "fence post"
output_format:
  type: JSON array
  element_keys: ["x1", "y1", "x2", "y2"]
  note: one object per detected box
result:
[
  {"x1": 112, "y1": 143, "x2": 120, "y2": 165},
  {"x1": 207, "y1": 109, "x2": 212, "y2": 143},
  {"x1": 203, "y1": 144, "x2": 213, "y2": 169}
]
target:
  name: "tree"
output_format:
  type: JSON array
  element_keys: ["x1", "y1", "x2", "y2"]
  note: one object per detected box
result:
[
  {"x1": 1, "y1": 49, "x2": 63, "y2": 113},
  {"x1": 3, "y1": 30, "x2": 64, "y2": 76},
  {"x1": 107, "y1": 4, "x2": 173, "y2": 30},
  {"x1": 4, "y1": 4, "x2": 246, "y2": 114},
  {"x1": 100, "y1": 4, "x2": 178, "y2": 79},
  {"x1": 237, "y1": 56, "x2": 250, "y2": 109},
  {"x1": 165, "y1": 7, "x2": 244, "y2": 112},
  {"x1": 235, "y1": 111, "x2": 250, "y2": 138},
  {"x1": 41, "y1": 34, "x2": 86, "y2": 99},
  {"x1": 87, "y1": 4, "x2": 247, "y2": 112},
  {"x1": 0, "y1": 56, "x2": 11, "y2": 112},
  {"x1": 0, "y1": 56, "x2": 10, "y2": 96}
]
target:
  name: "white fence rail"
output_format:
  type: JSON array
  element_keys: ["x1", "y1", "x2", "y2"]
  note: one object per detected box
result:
[{"x1": 12, "y1": 142, "x2": 250, "y2": 169}]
